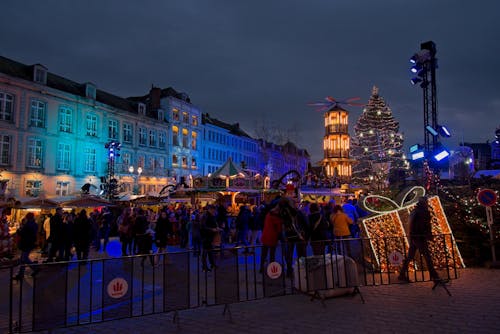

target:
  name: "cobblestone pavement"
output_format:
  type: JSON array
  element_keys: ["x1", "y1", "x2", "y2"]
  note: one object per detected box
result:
[{"x1": 41, "y1": 268, "x2": 500, "y2": 334}]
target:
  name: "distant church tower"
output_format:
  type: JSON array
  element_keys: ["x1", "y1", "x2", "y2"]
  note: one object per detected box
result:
[{"x1": 321, "y1": 105, "x2": 355, "y2": 182}]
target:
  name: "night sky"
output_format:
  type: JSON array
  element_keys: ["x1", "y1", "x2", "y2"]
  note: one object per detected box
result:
[{"x1": 2, "y1": 1, "x2": 499, "y2": 162}]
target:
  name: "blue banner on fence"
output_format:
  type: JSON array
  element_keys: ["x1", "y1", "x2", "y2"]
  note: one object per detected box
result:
[
  {"x1": 215, "y1": 248, "x2": 239, "y2": 304},
  {"x1": 163, "y1": 252, "x2": 190, "y2": 311},
  {"x1": 102, "y1": 258, "x2": 132, "y2": 320},
  {"x1": 33, "y1": 263, "x2": 68, "y2": 331}
]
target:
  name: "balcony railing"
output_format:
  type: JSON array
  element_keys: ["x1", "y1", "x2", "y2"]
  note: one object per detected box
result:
[
  {"x1": 325, "y1": 124, "x2": 348, "y2": 134},
  {"x1": 324, "y1": 149, "x2": 350, "y2": 159}
]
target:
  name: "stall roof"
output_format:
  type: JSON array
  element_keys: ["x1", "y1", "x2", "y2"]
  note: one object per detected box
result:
[{"x1": 61, "y1": 196, "x2": 114, "y2": 208}]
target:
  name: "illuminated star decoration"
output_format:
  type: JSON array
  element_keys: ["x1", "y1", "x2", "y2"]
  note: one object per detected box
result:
[{"x1": 308, "y1": 96, "x2": 365, "y2": 112}]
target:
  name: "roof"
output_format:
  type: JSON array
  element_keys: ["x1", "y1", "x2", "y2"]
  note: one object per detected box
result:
[
  {"x1": 473, "y1": 170, "x2": 500, "y2": 179},
  {"x1": 202, "y1": 113, "x2": 252, "y2": 138},
  {"x1": 0, "y1": 55, "x2": 138, "y2": 114},
  {"x1": 211, "y1": 157, "x2": 247, "y2": 178}
]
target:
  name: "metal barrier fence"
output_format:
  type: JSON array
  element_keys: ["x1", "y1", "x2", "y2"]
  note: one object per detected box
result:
[{"x1": 2, "y1": 234, "x2": 460, "y2": 333}]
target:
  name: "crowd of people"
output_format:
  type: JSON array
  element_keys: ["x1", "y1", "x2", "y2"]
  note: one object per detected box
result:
[{"x1": 6, "y1": 196, "x2": 371, "y2": 280}]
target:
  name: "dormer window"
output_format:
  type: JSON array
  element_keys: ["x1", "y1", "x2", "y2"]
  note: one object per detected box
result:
[
  {"x1": 33, "y1": 64, "x2": 47, "y2": 85},
  {"x1": 85, "y1": 83, "x2": 96, "y2": 100},
  {"x1": 138, "y1": 103, "x2": 146, "y2": 116},
  {"x1": 157, "y1": 109, "x2": 164, "y2": 121}
]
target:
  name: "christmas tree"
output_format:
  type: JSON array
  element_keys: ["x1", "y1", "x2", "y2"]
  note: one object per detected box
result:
[{"x1": 351, "y1": 86, "x2": 407, "y2": 189}]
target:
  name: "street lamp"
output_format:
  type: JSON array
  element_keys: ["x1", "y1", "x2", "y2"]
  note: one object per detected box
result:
[{"x1": 128, "y1": 166, "x2": 143, "y2": 195}]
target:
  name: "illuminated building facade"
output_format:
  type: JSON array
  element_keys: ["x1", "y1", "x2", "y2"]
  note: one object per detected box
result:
[
  {"x1": 257, "y1": 140, "x2": 309, "y2": 181},
  {"x1": 0, "y1": 55, "x2": 310, "y2": 200},
  {"x1": 321, "y1": 106, "x2": 354, "y2": 182},
  {"x1": 201, "y1": 113, "x2": 259, "y2": 176},
  {"x1": 0, "y1": 56, "x2": 177, "y2": 199}
]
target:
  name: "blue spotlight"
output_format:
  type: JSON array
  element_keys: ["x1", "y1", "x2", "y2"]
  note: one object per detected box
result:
[
  {"x1": 410, "y1": 77, "x2": 422, "y2": 85},
  {"x1": 437, "y1": 125, "x2": 451, "y2": 137},
  {"x1": 409, "y1": 144, "x2": 422, "y2": 153},
  {"x1": 426, "y1": 125, "x2": 439, "y2": 136},
  {"x1": 411, "y1": 151, "x2": 425, "y2": 161},
  {"x1": 433, "y1": 147, "x2": 450, "y2": 161},
  {"x1": 410, "y1": 64, "x2": 423, "y2": 73}
]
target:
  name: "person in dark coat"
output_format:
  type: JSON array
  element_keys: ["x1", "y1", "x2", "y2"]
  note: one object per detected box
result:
[
  {"x1": 135, "y1": 208, "x2": 154, "y2": 266},
  {"x1": 154, "y1": 210, "x2": 172, "y2": 253},
  {"x1": 398, "y1": 197, "x2": 440, "y2": 282},
  {"x1": 47, "y1": 207, "x2": 64, "y2": 262},
  {"x1": 13, "y1": 212, "x2": 39, "y2": 280},
  {"x1": 235, "y1": 205, "x2": 251, "y2": 249},
  {"x1": 201, "y1": 205, "x2": 220, "y2": 272},
  {"x1": 73, "y1": 210, "x2": 92, "y2": 260},
  {"x1": 308, "y1": 202, "x2": 329, "y2": 255},
  {"x1": 280, "y1": 198, "x2": 308, "y2": 277}
]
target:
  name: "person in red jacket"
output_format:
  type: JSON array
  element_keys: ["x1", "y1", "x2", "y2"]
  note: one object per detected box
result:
[{"x1": 259, "y1": 203, "x2": 283, "y2": 273}]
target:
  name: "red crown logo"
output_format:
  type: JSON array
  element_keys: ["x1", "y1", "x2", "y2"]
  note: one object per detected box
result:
[{"x1": 113, "y1": 282, "x2": 123, "y2": 293}]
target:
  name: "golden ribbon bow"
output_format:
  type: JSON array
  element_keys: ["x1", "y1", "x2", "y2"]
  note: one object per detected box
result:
[{"x1": 360, "y1": 186, "x2": 426, "y2": 214}]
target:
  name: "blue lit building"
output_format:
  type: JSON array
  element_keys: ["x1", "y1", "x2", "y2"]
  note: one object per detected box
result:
[
  {"x1": 201, "y1": 113, "x2": 259, "y2": 176},
  {"x1": 0, "y1": 55, "x2": 310, "y2": 200}
]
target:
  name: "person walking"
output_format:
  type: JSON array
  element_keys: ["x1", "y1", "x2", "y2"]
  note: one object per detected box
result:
[
  {"x1": 330, "y1": 205, "x2": 353, "y2": 256},
  {"x1": 135, "y1": 208, "x2": 155, "y2": 267},
  {"x1": 259, "y1": 202, "x2": 284, "y2": 274},
  {"x1": 13, "y1": 212, "x2": 39, "y2": 281},
  {"x1": 73, "y1": 210, "x2": 92, "y2": 261},
  {"x1": 342, "y1": 198, "x2": 360, "y2": 238},
  {"x1": 154, "y1": 210, "x2": 172, "y2": 263},
  {"x1": 398, "y1": 197, "x2": 440, "y2": 282},
  {"x1": 235, "y1": 205, "x2": 251, "y2": 250},
  {"x1": 201, "y1": 205, "x2": 219, "y2": 272},
  {"x1": 47, "y1": 207, "x2": 64, "y2": 262},
  {"x1": 308, "y1": 202, "x2": 329, "y2": 255},
  {"x1": 280, "y1": 198, "x2": 308, "y2": 278},
  {"x1": 117, "y1": 207, "x2": 134, "y2": 256}
]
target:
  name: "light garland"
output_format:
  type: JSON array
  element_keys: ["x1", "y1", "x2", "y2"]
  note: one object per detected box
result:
[{"x1": 360, "y1": 188, "x2": 465, "y2": 272}]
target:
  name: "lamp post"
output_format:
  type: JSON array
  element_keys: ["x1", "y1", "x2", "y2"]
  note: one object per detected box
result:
[{"x1": 128, "y1": 166, "x2": 143, "y2": 195}]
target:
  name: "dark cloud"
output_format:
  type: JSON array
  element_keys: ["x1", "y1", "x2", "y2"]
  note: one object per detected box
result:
[{"x1": 2, "y1": 0, "x2": 499, "y2": 161}]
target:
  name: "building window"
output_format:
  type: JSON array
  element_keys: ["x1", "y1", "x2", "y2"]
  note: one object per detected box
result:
[
  {"x1": 0, "y1": 92, "x2": 13, "y2": 121},
  {"x1": 191, "y1": 131, "x2": 197, "y2": 150},
  {"x1": 191, "y1": 157, "x2": 196, "y2": 168},
  {"x1": 85, "y1": 83, "x2": 96, "y2": 99},
  {"x1": 29, "y1": 100, "x2": 46, "y2": 128},
  {"x1": 121, "y1": 152, "x2": 131, "y2": 170},
  {"x1": 172, "y1": 154, "x2": 178, "y2": 166},
  {"x1": 182, "y1": 128, "x2": 188, "y2": 148},
  {"x1": 159, "y1": 131, "x2": 166, "y2": 149},
  {"x1": 57, "y1": 143, "x2": 71, "y2": 171},
  {"x1": 139, "y1": 127, "x2": 147, "y2": 146},
  {"x1": 149, "y1": 129, "x2": 157, "y2": 147},
  {"x1": 86, "y1": 114, "x2": 98, "y2": 137},
  {"x1": 182, "y1": 112, "x2": 189, "y2": 124},
  {"x1": 123, "y1": 123, "x2": 133, "y2": 143},
  {"x1": 182, "y1": 156, "x2": 188, "y2": 168},
  {"x1": 137, "y1": 155, "x2": 145, "y2": 168},
  {"x1": 172, "y1": 108, "x2": 179, "y2": 121},
  {"x1": 192, "y1": 115, "x2": 198, "y2": 126},
  {"x1": 83, "y1": 147, "x2": 96, "y2": 172},
  {"x1": 55, "y1": 181, "x2": 70, "y2": 196},
  {"x1": 138, "y1": 103, "x2": 146, "y2": 115},
  {"x1": 27, "y1": 138, "x2": 43, "y2": 168},
  {"x1": 0, "y1": 135, "x2": 11, "y2": 165},
  {"x1": 59, "y1": 106, "x2": 73, "y2": 133},
  {"x1": 108, "y1": 119, "x2": 119, "y2": 140},
  {"x1": 25, "y1": 180, "x2": 42, "y2": 197},
  {"x1": 172, "y1": 126, "x2": 179, "y2": 146},
  {"x1": 33, "y1": 65, "x2": 47, "y2": 84}
]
